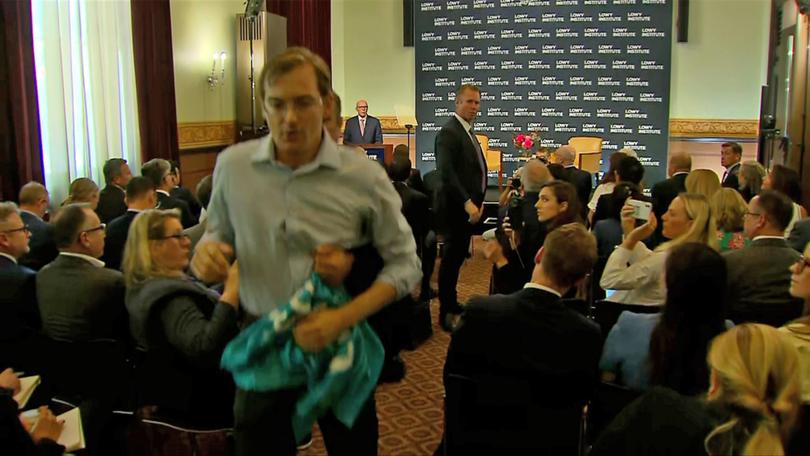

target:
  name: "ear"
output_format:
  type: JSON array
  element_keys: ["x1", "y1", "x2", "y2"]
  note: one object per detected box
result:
[
  {"x1": 707, "y1": 369, "x2": 719, "y2": 398},
  {"x1": 559, "y1": 201, "x2": 569, "y2": 213}
]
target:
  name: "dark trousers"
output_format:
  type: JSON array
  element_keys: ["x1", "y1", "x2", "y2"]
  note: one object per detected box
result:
[
  {"x1": 234, "y1": 387, "x2": 379, "y2": 456},
  {"x1": 438, "y1": 223, "x2": 472, "y2": 318},
  {"x1": 421, "y1": 230, "x2": 438, "y2": 298}
]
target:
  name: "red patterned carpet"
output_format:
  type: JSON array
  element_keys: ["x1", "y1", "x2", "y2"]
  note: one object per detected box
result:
[{"x1": 301, "y1": 239, "x2": 491, "y2": 455}]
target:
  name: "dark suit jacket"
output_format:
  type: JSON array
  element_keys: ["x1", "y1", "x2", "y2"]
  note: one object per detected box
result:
[
  {"x1": 171, "y1": 186, "x2": 202, "y2": 220},
  {"x1": 435, "y1": 116, "x2": 487, "y2": 233},
  {"x1": 18, "y1": 212, "x2": 57, "y2": 271},
  {"x1": 36, "y1": 254, "x2": 127, "y2": 342},
  {"x1": 406, "y1": 168, "x2": 427, "y2": 195},
  {"x1": 721, "y1": 162, "x2": 741, "y2": 189},
  {"x1": 0, "y1": 256, "x2": 39, "y2": 340},
  {"x1": 651, "y1": 172, "x2": 688, "y2": 244},
  {"x1": 788, "y1": 218, "x2": 810, "y2": 252},
  {"x1": 102, "y1": 210, "x2": 138, "y2": 271},
  {"x1": 96, "y1": 184, "x2": 127, "y2": 224},
  {"x1": 393, "y1": 182, "x2": 429, "y2": 257},
  {"x1": 157, "y1": 191, "x2": 197, "y2": 228},
  {"x1": 561, "y1": 166, "x2": 592, "y2": 218},
  {"x1": 445, "y1": 287, "x2": 603, "y2": 405},
  {"x1": 723, "y1": 238, "x2": 804, "y2": 327},
  {"x1": 342, "y1": 115, "x2": 383, "y2": 144}
]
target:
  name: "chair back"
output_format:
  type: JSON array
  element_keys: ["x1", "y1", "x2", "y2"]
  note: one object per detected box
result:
[
  {"x1": 568, "y1": 136, "x2": 603, "y2": 174},
  {"x1": 586, "y1": 382, "x2": 641, "y2": 445},
  {"x1": 592, "y1": 300, "x2": 660, "y2": 341}
]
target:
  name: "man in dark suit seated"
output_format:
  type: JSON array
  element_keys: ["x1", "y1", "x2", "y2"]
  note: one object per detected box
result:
[
  {"x1": 37, "y1": 204, "x2": 126, "y2": 342},
  {"x1": 342, "y1": 99, "x2": 383, "y2": 145},
  {"x1": 96, "y1": 158, "x2": 133, "y2": 224},
  {"x1": 555, "y1": 144, "x2": 592, "y2": 219},
  {"x1": 141, "y1": 158, "x2": 197, "y2": 228},
  {"x1": 443, "y1": 224, "x2": 602, "y2": 449},
  {"x1": 393, "y1": 144, "x2": 427, "y2": 195},
  {"x1": 650, "y1": 151, "x2": 690, "y2": 246},
  {"x1": 17, "y1": 182, "x2": 57, "y2": 271},
  {"x1": 388, "y1": 158, "x2": 429, "y2": 251},
  {"x1": 183, "y1": 175, "x2": 213, "y2": 255},
  {"x1": 169, "y1": 160, "x2": 202, "y2": 220},
  {"x1": 102, "y1": 177, "x2": 156, "y2": 271},
  {"x1": 724, "y1": 190, "x2": 804, "y2": 326}
]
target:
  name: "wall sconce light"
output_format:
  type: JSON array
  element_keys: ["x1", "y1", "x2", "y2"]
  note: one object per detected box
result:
[{"x1": 207, "y1": 50, "x2": 226, "y2": 89}]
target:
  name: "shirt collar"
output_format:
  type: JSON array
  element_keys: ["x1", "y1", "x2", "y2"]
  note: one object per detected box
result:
[
  {"x1": 727, "y1": 162, "x2": 741, "y2": 171},
  {"x1": 453, "y1": 113, "x2": 473, "y2": 133},
  {"x1": 127, "y1": 208, "x2": 144, "y2": 213},
  {"x1": 672, "y1": 171, "x2": 689, "y2": 176},
  {"x1": 752, "y1": 235, "x2": 785, "y2": 242},
  {"x1": 523, "y1": 282, "x2": 562, "y2": 298},
  {"x1": 20, "y1": 209, "x2": 42, "y2": 220},
  {"x1": 156, "y1": 189, "x2": 170, "y2": 196},
  {"x1": 251, "y1": 129, "x2": 341, "y2": 173},
  {"x1": 0, "y1": 252, "x2": 18, "y2": 264},
  {"x1": 59, "y1": 252, "x2": 105, "y2": 268}
]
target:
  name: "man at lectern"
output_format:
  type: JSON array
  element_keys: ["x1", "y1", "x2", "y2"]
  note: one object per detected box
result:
[{"x1": 343, "y1": 99, "x2": 383, "y2": 145}]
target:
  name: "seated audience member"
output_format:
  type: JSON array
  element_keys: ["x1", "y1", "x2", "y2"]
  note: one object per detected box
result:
[
  {"x1": 444, "y1": 224, "x2": 602, "y2": 449},
  {"x1": 102, "y1": 177, "x2": 156, "y2": 271},
  {"x1": 685, "y1": 169, "x2": 722, "y2": 201},
  {"x1": 738, "y1": 160, "x2": 766, "y2": 203},
  {"x1": 592, "y1": 155, "x2": 645, "y2": 226},
  {"x1": 587, "y1": 151, "x2": 627, "y2": 223},
  {"x1": 183, "y1": 175, "x2": 213, "y2": 254},
  {"x1": 388, "y1": 158, "x2": 429, "y2": 252},
  {"x1": 536, "y1": 180, "x2": 582, "y2": 229},
  {"x1": 0, "y1": 368, "x2": 65, "y2": 455},
  {"x1": 141, "y1": 159, "x2": 197, "y2": 228},
  {"x1": 17, "y1": 182, "x2": 57, "y2": 271},
  {"x1": 711, "y1": 188, "x2": 749, "y2": 251},
  {"x1": 789, "y1": 218, "x2": 810, "y2": 252},
  {"x1": 486, "y1": 160, "x2": 552, "y2": 294},
  {"x1": 724, "y1": 191, "x2": 804, "y2": 327},
  {"x1": 650, "y1": 151, "x2": 690, "y2": 246},
  {"x1": 592, "y1": 323, "x2": 801, "y2": 455},
  {"x1": 168, "y1": 161, "x2": 202, "y2": 220},
  {"x1": 546, "y1": 162, "x2": 566, "y2": 181},
  {"x1": 763, "y1": 164, "x2": 808, "y2": 235},
  {"x1": 124, "y1": 209, "x2": 239, "y2": 425},
  {"x1": 37, "y1": 204, "x2": 126, "y2": 342},
  {"x1": 784, "y1": 242, "x2": 810, "y2": 403},
  {"x1": 393, "y1": 144, "x2": 427, "y2": 195},
  {"x1": 61, "y1": 177, "x2": 99, "y2": 210},
  {"x1": 600, "y1": 193, "x2": 717, "y2": 306},
  {"x1": 600, "y1": 243, "x2": 729, "y2": 393},
  {"x1": 97, "y1": 158, "x2": 133, "y2": 224}
]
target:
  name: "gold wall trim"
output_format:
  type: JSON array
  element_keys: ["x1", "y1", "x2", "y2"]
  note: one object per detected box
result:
[
  {"x1": 178, "y1": 121, "x2": 236, "y2": 150},
  {"x1": 669, "y1": 118, "x2": 758, "y2": 138}
]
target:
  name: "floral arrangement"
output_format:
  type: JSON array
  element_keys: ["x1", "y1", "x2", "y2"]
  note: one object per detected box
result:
[{"x1": 513, "y1": 131, "x2": 540, "y2": 157}]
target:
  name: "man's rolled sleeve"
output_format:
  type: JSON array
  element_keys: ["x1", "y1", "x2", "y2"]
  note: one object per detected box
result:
[{"x1": 369, "y1": 172, "x2": 422, "y2": 299}]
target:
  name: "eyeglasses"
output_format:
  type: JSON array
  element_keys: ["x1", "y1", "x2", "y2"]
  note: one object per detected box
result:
[
  {"x1": 151, "y1": 233, "x2": 190, "y2": 241},
  {"x1": 794, "y1": 256, "x2": 810, "y2": 273},
  {"x1": 1, "y1": 225, "x2": 29, "y2": 234},
  {"x1": 81, "y1": 224, "x2": 106, "y2": 234}
]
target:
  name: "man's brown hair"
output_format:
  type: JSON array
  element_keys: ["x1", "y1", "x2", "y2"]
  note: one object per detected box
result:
[
  {"x1": 257, "y1": 47, "x2": 332, "y2": 104},
  {"x1": 541, "y1": 223, "x2": 597, "y2": 288},
  {"x1": 455, "y1": 83, "x2": 480, "y2": 100},
  {"x1": 722, "y1": 142, "x2": 742, "y2": 156}
]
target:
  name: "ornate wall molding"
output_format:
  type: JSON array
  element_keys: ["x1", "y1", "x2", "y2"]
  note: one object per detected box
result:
[
  {"x1": 669, "y1": 118, "x2": 758, "y2": 139},
  {"x1": 177, "y1": 121, "x2": 236, "y2": 150}
]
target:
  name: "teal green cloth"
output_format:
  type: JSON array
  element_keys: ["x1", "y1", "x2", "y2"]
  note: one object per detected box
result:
[{"x1": 221, "y1": 273, "x2": 384, "y2": 442}]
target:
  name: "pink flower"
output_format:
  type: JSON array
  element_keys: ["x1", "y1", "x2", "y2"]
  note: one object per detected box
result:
[
  {"x1": 523, "y1": 139, "x2": 534, "y2": 149},
  {"x1": 515, "y1": 134, "x2": 525, "y2": 143}
]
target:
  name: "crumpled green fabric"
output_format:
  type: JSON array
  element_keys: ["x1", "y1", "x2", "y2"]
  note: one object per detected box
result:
[{"x1": 221, "y1": 273, "x2": 384, "y2": 443}]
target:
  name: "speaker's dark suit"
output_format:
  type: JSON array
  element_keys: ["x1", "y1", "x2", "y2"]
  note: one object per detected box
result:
[
  {"x1": 102, "y1": 210, "x2": 138, "y2": 271},
  {"x1": 157, "y1": 191, "x2": 197, "y2": 228},
  {"x1": 650, "y1": 172, "x2": 688, "y2": 246},
  {"x1": 561, "y1": 165, "x2": 592, "y2": 218},
  {"x1": 18, "y1": 212, "x2": 57, "y2": 271},
  {"x1": 171, "y1": 186, "x2": 202, "y2": 220},
  {"x1": 96, "y1": 184, "x2": 127, "y2": 224},
  {"x1": 723, "y1": 237, "x2": 804, "y2": 327},
  {"x1": 721, "y1": 162, "x2": 741, "y2": 189},
  {"x1": 435, "y1": 115, "x2": 487, "y2": 319},
  {"x1": 342, "y1": 115, "x2": 383, "y2": 145}
]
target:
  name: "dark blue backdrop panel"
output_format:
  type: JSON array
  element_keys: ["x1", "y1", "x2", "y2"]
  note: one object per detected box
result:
[{"x1": 414, "y1": 0, "x2": 673, "y2": 186}]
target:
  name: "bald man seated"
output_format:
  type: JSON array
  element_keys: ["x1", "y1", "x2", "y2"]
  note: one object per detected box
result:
[{"x1": 342, "y1": 99, "x2": 383, "y2": 145}]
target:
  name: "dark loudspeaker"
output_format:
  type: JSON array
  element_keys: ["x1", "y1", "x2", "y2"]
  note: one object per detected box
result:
[
  {"x1": 403, "y1": 0, "x2": 414, "y2": 47},
  {"x1": 677, "y1": 0, "x2": 690, "y2": 42}
]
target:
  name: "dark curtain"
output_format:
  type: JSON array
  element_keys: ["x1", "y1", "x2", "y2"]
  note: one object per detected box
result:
[
  {"x1": 130, "y1": 0, "x2": 179, "y2": 163},
  {"x1": 266, "y1": 0, "x2": 332, "y2": 68},
  {"x1": 0, "y1": 1, "x2": 44, "y2": 202}
]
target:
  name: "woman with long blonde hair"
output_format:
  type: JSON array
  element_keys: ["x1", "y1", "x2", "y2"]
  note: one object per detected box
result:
[
  {"x1": 600, "y1": 193, "x2": 717, "y2": 305},
  {"x1": 62, "y1": 177, "x2": 100, "y2": 210},
  {"x1": 685, "y1": 169, "x2": 722, "y2": 201}
]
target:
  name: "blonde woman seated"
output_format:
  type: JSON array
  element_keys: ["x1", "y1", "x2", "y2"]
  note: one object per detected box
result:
[
  {"x1": 738, "y1": 160, "x2": 766, "y2": 202},
  {"x1": 685, "y1": 169, "x2": 721, "y2": 201},
  {"x1": 600, "y1": 193, "x2": 717, "y2": 306},
  {"x1": 123, "y1": 209, "x2": 239, "y2": 426},
  {"x1": 711, "y1": 188, "x2": 749, "y2": 252},
  {"x1": 62, "y1": 177, "x2": 99, "y2": 210},
  {"x1": 592, "y1": 324, "x2": 801, "y2": 455}
]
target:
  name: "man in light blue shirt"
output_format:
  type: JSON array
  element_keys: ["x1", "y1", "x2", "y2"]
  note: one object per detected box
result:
[{"x1": 192, "y1": 47, "x2": 420, "y2": 455}]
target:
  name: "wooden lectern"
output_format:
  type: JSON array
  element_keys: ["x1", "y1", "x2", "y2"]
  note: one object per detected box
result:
[{"x1": 355, "y1": 144, "x2": 394, "y2": 165}]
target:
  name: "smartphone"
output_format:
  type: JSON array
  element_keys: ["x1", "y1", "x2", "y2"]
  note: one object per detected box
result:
[{"x1": 628, "y1": 199, "x2": 652, "y2": 220}]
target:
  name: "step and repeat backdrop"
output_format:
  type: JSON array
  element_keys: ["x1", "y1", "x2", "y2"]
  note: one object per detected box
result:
[{"x1": 414, "y1": 0, "x2": 673, "y2": 185}]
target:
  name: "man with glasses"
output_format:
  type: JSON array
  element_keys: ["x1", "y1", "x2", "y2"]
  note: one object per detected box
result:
[
  {"x1": 724, "y1": 190, "x2": 804, "y2": 326},
  {"x1": 342, "y1": 99, "x2": 383, "y2": 145},
  {"x1": 17, "y1": 181, "x2": 57, "y2": 270},
  {"x1": 36, "y1": 204, "x2": 126, "y2": 342}
]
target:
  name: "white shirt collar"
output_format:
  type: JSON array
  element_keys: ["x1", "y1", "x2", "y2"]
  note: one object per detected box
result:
[
  {"x1": 0, "y1": 252, "x2": 18, "y2": 264},
  {"x1": 752, "y1": 235, "x2": 785, "y2": 242},
  {"x1": 453, "y1": 113, "x2": 473, "y2": 133},
  {"x1": 727, "y1": 162, "x2": 741, "y2": 171},
  {"x1": 19, "y1": 209, "x2": 42, "y2": 220},
  {"x1": 672, "y1": 171, "x2": 689, "y2": 176},
  {"x1": 523, "y1": 282, "x2": 563, "y2": 298},
  {"x1": 156, "y1": 189, "x2": 170, "y2": 197},
  {"x1": 127, "y1": 208, "x2": 144, "y2": 213},
  {"x1": 59, "y1": 252, "x2": 105, "y2": 268}
]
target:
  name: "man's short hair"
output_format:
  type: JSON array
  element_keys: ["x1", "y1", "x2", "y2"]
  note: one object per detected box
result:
[
  {"x1": 196, "y1": 175, "x2": 214, "y2": 210},
  {"x1": 257, "y1": 47, "x2": 331, "y2": 104},
  {"x1": 126, "y1": 176, "x2": 155, "y2": 201},
  {"x1": 18, "y1": 182, "x2": 48, "y2": 205},
  {"x1": 51, "y1": 204, "x2": 91, "y2": 249},
  {"x1": 616, "y1": 156, "x2": 645, "y2": 184},
  {"x1": 755, "y1": 190, "x2": 794, "y2": 232},
  {"x1": 141, "y1": 159, "x2": 171, "y2": 188},
  {"x1": 521, "y1": 159, "x2": 552, "y2": 192},
  {"x1": 393, "y1": 144, "x2": 409, "y2": 161},
  {"x1": 387, "y1": 158, "x2": 412, "y2": 183},
  {"x1": 722, "y1": 142, "x2": 743, "y2": 156},
  {"x1": 541, "y1": 223, "x2": 597, "y2": 288},
  {"x1": 0, "y1": 201, "x2": 20, "y2": 225},
  {"x1": 455, "y1": 83, "x2": 480, "y2": 100},
  {"x1": 555, "y1": 145, "x2": 577, "y2": 163},
  {"x1": 332, "y1": 91, "x2": 342, "y2": 118},
  {"x1": 103, "y1": 158, "x2": 128, "y2": 185}
]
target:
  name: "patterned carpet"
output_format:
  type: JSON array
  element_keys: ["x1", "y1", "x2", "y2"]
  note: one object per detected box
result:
[{"x1": 301, "y1": 238, "x2": 491, "y2": 455}]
